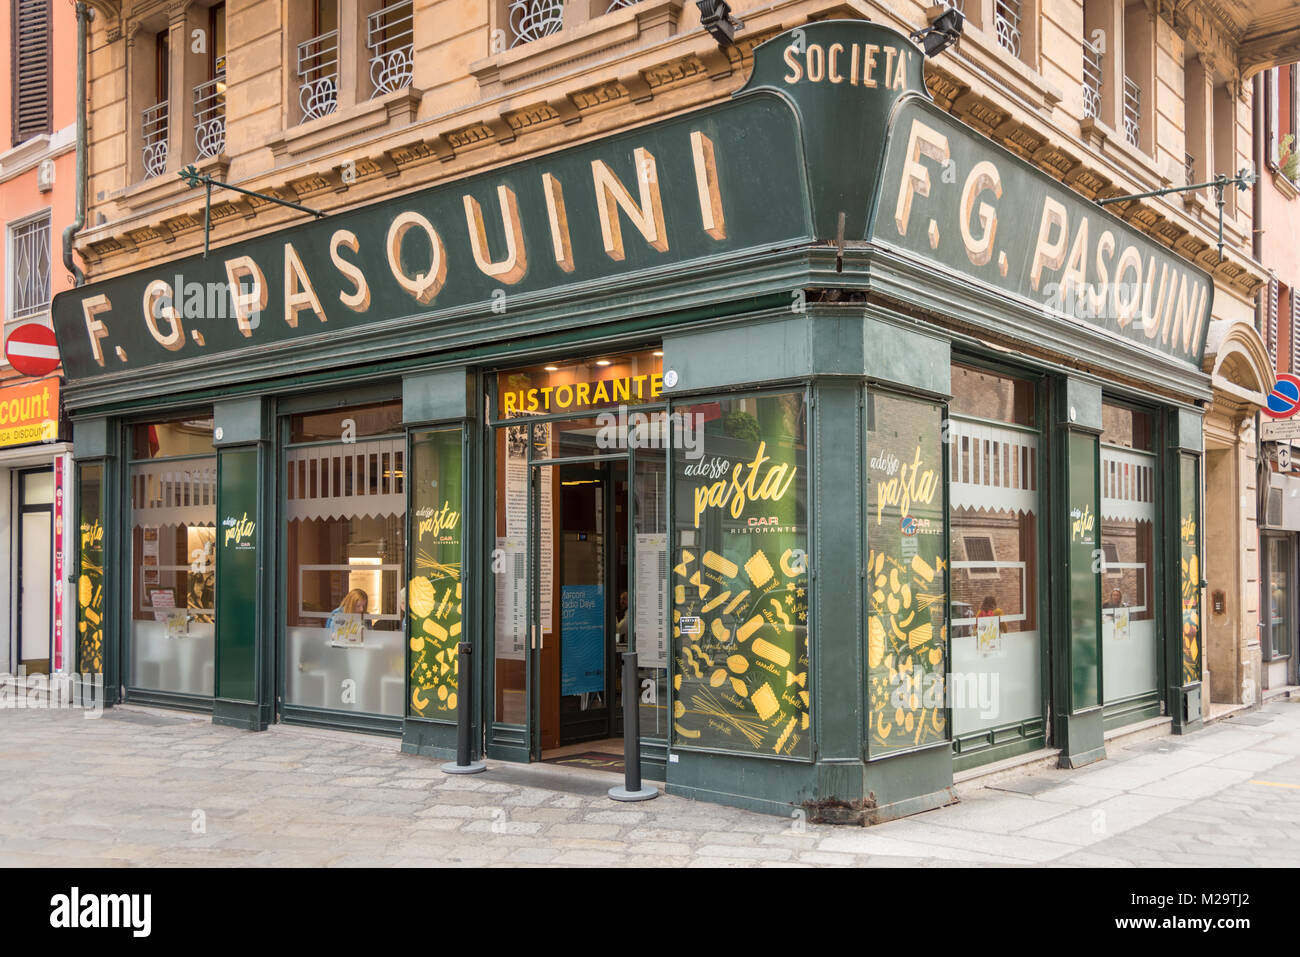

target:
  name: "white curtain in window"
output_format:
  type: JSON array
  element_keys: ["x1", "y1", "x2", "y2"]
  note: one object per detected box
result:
[
  {"x1": 130, "y1": 460, "x2": 217, "y2": 528},
  {"x1": 948, "y1": 418, "x2": 1038, "y2": 515},
  {"x1": 286, "y1": 437, "x2": 404, "y2": 521}
]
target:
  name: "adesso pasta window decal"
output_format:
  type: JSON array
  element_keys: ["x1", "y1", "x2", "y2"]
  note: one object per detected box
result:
[{"x1": 671, "y1": 392, "x2": 810, "y2": 758}]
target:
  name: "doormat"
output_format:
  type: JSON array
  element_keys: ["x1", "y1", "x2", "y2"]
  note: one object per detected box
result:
[{"x1": 543, "y1": 751, "x2": 625, "y2": 774}]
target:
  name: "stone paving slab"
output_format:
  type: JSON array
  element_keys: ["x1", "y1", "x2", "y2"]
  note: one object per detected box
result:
[{"x1": 0, "y1": 698, "x2": 1297, "y2": 867}]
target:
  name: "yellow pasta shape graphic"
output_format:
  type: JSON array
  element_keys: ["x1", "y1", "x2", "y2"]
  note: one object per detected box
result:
[
  {"x1": 744, "y1": 550, "x2": 774, "y2": 588},
  {"x1": 751, "y1": 683, "x2": 779, "y2": 721},
  {"x1": 702, "y1": 550, "x2": 738, "y2": 579},
  {"x1": 751, "y1": 637, "x2": 791, "y2": 668}
]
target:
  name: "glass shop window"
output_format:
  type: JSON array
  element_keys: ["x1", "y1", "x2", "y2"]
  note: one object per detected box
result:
[
  {"x1": 128, "y1": 416, "x2": 217, "y2": 696},
  {"x1": 947, "y1": 364, "x2": 1041, "y2": 735},
  {"x1": 1100, "y1": 403, "x2": 1159, "y2": 702},
  {"x1": 671, "y1": 390, "x2": 810, "y2": 758},
  {"x1": 284, "y1": 400, "x2": 406, "y2": 716}
]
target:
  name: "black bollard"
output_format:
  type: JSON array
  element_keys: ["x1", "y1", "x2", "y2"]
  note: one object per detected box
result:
[
  {"x1": 608, "y1": 651, "x2": 659, "y2": 801},
  {"x1": 441, "y1": 641, "x2": 486, "y2": 774}
]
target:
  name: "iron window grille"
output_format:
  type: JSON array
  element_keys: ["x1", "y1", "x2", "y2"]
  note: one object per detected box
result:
[
  {"x1": 606, "y1": 0, "x2": 641, "y2": 10},
  {"x1": 368, "y1": 0, "x2": 414, "y2": 97},
  {"x1": 141, "y1": 100, "x2": 169, "y2": 178},
  {"x1": 193, "y1": 73, "x2": 226, "y2": 158},
  {"x1": 994, "y1": 0, "x2": 1021, "y2": 58},
  {"x1": 8, "y1": 214, "x2": 52, "y2": 321},
  {"x1": 298, "y1": 29, "x2": 339, "y2": 122},
  {"x1": 1081, "y1": 37, "x2": 1102, "y2": 120},
  {"x1": 1123, "y1": 75, "x2": 1141, "y2": 148}
]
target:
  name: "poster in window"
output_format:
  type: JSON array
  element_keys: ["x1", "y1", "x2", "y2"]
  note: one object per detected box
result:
[
  {"x1": 329, "y1": 612, "x2": 366, "y2": 647},
  {"x1": 976, "y1": 614, "x2": 1002, "y2": 657},
  {"x1": 672, "y1": 392, "x2": 810, "y2": 758},
  {"x1": 77, "y1": 464, "x2": 105, "y2": 676},
  {"x1": 408, "y1": 429, "x2": 464, "y2": 720},
  {"x1": 1179, "y1": 456, "x2": 1200, "y2": 685},
  {"x1": 866, "y1": 393, "x2": 948, "y2": 755}
]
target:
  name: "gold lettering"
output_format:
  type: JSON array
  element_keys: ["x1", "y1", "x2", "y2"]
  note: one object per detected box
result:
[
  {"x1": 464, "y1": 184, "x2": 528, "y2": 284},
  {"x1": 592, "y1": 147, "x2": 669, "y2": 261}
]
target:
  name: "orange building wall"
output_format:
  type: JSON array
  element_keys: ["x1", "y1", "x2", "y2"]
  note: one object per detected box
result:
[{"x1": 0, "y1": 0, "x2": 81, "y2": 385}]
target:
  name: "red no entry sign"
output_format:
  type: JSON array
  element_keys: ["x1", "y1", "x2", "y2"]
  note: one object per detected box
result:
[{"x1": 4, "y1": 323, "x2": 60, "y2": 377}]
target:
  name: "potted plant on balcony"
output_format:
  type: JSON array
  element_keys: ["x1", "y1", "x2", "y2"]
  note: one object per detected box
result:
[{"x1": 1280, "y1": 133, "x2": 1299, "y2": 183}]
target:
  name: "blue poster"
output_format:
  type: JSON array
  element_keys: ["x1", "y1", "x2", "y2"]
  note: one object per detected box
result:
[{"x1": 561, "y1": 585, "x2": 605, "y2": 695}]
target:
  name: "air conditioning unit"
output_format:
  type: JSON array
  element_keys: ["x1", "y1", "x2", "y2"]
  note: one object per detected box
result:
[{"x1": 37, "y1": 158, "x2": 55, "y2": 192}]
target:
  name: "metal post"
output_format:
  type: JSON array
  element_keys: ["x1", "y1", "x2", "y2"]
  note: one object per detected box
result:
[
  {"x1": 441, "y1": 641, "x2": 486, "y2": 774},
  {"x1": 609, "y1": 651, "x2": 659, "y2": 801},
  {"x1": 1214, "y1": 180, "x2": 1226, "y2": 261}
]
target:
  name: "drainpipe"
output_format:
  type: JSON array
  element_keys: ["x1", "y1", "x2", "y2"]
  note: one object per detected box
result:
[
  {"x1": 61, "y1": 2, "x2": 91, "y2": 287},
  {"x1": 1252, "y1": 72, "x2": 1269, "y2": 704}
]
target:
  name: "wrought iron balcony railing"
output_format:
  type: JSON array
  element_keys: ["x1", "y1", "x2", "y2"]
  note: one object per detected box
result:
[
  {"x1": 1081, "y1": 37, "x2": 1102, "y2": 120},
  {"x1": 298, "y1": 29, "x2": 339, "y2": 122},
  {"x1": 368, "y1": 0, "x2": 414, "y2": 97},
  {"x1": 1122, "y1": 75, "x2": 1141, "y2": 148},
  {"x1": 193, "y1": 74, "x2": 226, "y2": 158},
  {"x1": 994, "y1": 0, "x2": 1021, "y2": 58},
  {"x1": 507, "y1": 0, "x2": 563, "y2": 47},
  {"x1": 142, "y1": 100, "x2": 169, "y2": 178}
]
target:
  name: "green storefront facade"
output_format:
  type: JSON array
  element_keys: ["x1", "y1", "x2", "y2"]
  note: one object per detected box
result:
[{"x1": 54, "y1": 21, "x2": 1211, "y2": 822}]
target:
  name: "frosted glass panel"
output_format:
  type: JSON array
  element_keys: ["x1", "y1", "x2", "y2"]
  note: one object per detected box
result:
[{"x1": 1101, "y1": 442, "x2": 1159, "y2": 702}]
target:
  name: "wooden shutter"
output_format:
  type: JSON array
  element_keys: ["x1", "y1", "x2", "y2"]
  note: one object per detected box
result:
[
  {"x1": 1268, "y1": 276, "x2": 1280, "y2": 367},
  {"x1": 1292, "y1": 289, "x2": 1300, "y2": 377},
  {"x1": 11, "y1": 0, "x2": 53, "y2": 145}
]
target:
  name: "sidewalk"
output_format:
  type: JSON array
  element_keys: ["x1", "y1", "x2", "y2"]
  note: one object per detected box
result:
[{"x1": 1, "y1": 696, "x2": 1297, "y2": 867}]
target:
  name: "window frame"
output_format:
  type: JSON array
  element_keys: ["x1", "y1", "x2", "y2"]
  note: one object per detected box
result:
[{"x1": 4, "y1": 208, "x2": 54, "y2": 350}]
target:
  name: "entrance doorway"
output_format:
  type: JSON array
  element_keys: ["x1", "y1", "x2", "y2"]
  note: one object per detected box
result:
[
  {"x1": 488, "y1": 351, "x2": 671, "y2": 770},
  {"x1": 539, "y1": 459, "x2": 627, "y2": 759},
  {"x1": 17, "y1": 467, "x2": 54, "y2": 676}
]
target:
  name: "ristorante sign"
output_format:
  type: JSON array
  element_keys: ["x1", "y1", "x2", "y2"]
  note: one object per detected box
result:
[{"x1": 52, "y1": 20, "x2": 1212, "y2": 381}]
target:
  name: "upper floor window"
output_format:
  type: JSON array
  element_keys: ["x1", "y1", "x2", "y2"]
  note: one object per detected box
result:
[
  {"x1": 298, "y1": 0, "x2": 340, "y2": 121},
  {"x1": 142, "y1": 29, "x2": 170, "y2": 178},
  {"x1": 11, "y1": 0, "x2": 53, "y2": 145},
  {"x1": 193, "y1": 3, "x2": 227, "y2": 158},
  {"x1": 1122, "y1": 0, "x2": 1153, "y2": 153},
  {"x1": 5, "y1": 213, "x2": 52, "y2": 348},
  {"x1": 367, "y1": 0, "x2": 413, "y2": 96},
  {"x1": 1266, "y1": 64, "x2": 1299, "y2": 182}
]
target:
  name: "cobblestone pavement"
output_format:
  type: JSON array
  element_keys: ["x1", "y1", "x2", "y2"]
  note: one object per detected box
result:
[{"x1": 1, "y1": 697, "x2": 1297, "y2": 867}]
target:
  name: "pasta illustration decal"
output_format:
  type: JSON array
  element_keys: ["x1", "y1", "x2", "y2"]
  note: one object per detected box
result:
[
  {"x1": 865, "y1": 396, "x2": 948, "y2": 754},
  {"x1": 672, "y1": 394, "x2": 810, "y2": 756}
]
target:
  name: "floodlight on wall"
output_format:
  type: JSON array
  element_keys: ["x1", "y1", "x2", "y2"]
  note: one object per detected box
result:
[
  {"x1": 696, "y1": 0, "x2": 739, "y2": 48},
  {"x1": 910, "y1": 7, "x2": 964, "y2": 58}
]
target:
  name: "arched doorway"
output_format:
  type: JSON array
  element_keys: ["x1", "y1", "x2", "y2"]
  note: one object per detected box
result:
[{"x1": 1201, "y1": 320, "x2": 1272, "y2": 712}]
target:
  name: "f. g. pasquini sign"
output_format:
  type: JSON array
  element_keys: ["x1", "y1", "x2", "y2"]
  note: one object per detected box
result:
[
  {"x1": 52, "y1": 97, "x2": 814, "y2": 381},
  {"x1": 53, "y1": 20, "x2": 1211, "y2": 382}
]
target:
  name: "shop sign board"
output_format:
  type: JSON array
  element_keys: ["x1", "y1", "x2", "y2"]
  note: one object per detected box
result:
[
  {"x1": 0, "y1": 376, "x2": 59, "y2": 448},
  {"x1": 872, "y1": 98, "x2": 1214, "y2": 370},
  {"x1": 52, "y1": 95, "x2": 814, "y2": 381}
]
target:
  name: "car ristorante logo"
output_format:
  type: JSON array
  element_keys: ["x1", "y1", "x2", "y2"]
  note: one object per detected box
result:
[{"x1": 1264, "y1": 373, "x2": 1300, "y2": 419}]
